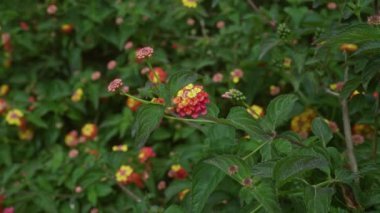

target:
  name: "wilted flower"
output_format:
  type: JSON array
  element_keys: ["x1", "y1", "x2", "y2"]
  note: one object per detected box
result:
[
  {"x1": 0, "y1": 84, "x2": 10, "y2": 96},
  {"x1": 182, "y1": 0, "x2": 197, "y2": 8},
  {"x1": 247, "y1": 105, "x2": 264, "y2": 119},
  {"x1": 242, "y1": 177, "x2": 253, "y2": 187},
  {"x1": 352, "y1": 124, "x2": 375, "y2": 139},
  {"x1": 5, "y1": 109, "x2": 24, "y2": 126},
  {"x1": 0, "y1": 99, "x2": 8, "y2": 114},
  {"x1": 329, "y1": 82, "x2": 344, "y2": 92},
  {"x1": 148, "y1": 67, "x2": 168, "y2": 84},
  {"x1": 230, "y1": 69, "x2": 244, "y2": 83},
  {"x1": 81, "y1": 123, "x2": 97, "y2": 140},
  {"x1": 71, "y1": 88, "x2": 83, "y2": 102},
  {"x1": 368, "y1": 14, "x2": 380, "y2": 25},
  {"x1": 61, "y1": 24, "x2": 74, "y2": 34},
  {"x1": 19, "y1": 22, "x2": 29, "y2": 31},
  {"x1": 107, "y1": 60, "x2": 117, "y2": 70},
  {"x1": 115, "y1": 17, "x2": 124, "y2": 25},
  {"x1": 172, "y1": 84, "x2": 209, "y2": 118},
  {"x1": 47, "y1": 4, "x2": 58, "y2": 15},
  {"x1": 228, "y1": 165, "x2": 239, "y2": 175},
  {"x1": 216, "y1": 21, "x2": 225, "y2": 29},
  {"x1": 126, "y1": 173, "x2": 144, "y2": 188},
  {"x1": 107, "y1": 78, "x2": 123, "y2": 92},
  {"x1": 352, "y1": 134, "x2": 365, "y2": 145},
  {"x1": 212, "y1": 72, "x2": 223, "y2": 83},
  {"x1": 327, "y1": 2, "x2": 337, "y2": 10},
  {"x1": 168, "y1": 164, "x2": 188, "y2": 180},
  {"x1": 291, "y1": 109, "x2": 317, "y2": 138},
  {"x1": 283, "y1": 57, "x2": 292, "y2": 69},
  {"x1": 270, "y1": 85, "x2": 281, "y2": 96},
  {"x1": 65, "y1": 130, "x2": 79, "y2": 147},
  {"x1": 157, "y1": 180, "x2": 166, "y2": 190},
  {"x1": 116, "y1": 165, "x2": 134, "y2": 182},
  {"x1": 68, "y1": 149, "x2": 79, "y2": 158},
  {"x1": 179, "y1": 188, "x2": 190, "y2": 201},
  {"x1": 91, "y1": 71, "x2": 101, "y2": 81},
  {"x1": 124, "y1": 41, "x2": 134, "y2": 50},
  {"x1": 18, "y1": 128, "x2": 34, "y2": 141},
  {"x1": 112, "y1": 144, "x2": 128, "y2": 152},
  {"x1": 136, "y1": 47, "x2": 154, "y2": 61},
  {"x1": 221, "y1": 89, "x2": 246, "y2": 101},
  {"x1": 126, "y1": 97, "x2": 142, "y2": 112},
  {"x1": 138, "y1": 147, "x2": 156, "y2": 163},
  {"x1": 340, "y1": 43, "x2": 358, "y2": 53}
]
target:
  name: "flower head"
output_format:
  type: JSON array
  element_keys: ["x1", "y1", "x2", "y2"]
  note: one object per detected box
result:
[
  {"x1": 5, "y1": 109, "x2": 24, "y2": 126},
  {"x1": 352, "y1": 124, "x2": 374, "y2": 139},
  {"x1": 352, "y1": 134, "x2": 365, "y2": 145},
  {"x1": 151, "y1": 98, "x2": 165, "y2": 104},
  {"x1": 172, "y1": 84, "x2": 209, "y2": 118},
  {"x1": 107, "y1": 78, "x2": 123, "y2": 92},
  {"x1": 291, "y1": 109, "x2": 317, "y2": 138},
  {"x1": 124, "y1": 41, "x2": 134, "y2": 50},
  {"x1": 283, "y1": 57, "x2": 292, "y2": 69},
  {"x1": 136, "y1": 47, "x2": 154, "y2": 61},
  {"x1": 116, "y1": 165, "x2": 134, "y2": 183},
  {"x1": 230, "y1": 69, "x2": 244, "y2": 83},
  {"x1": 126, "y1": 173, "x2": 144, "y2": 188},
  {"x1": 329, "y1": 82, "x2": 344, "y2": 92},
  {"x1": 340, "y1": 43, "x2": 358, "y2": 53},
  {"x1": 168, "y1": 164, "x2": 188, "y2": 180},
  {"x1": 61, "y1": 24, "x2": 74, "y2": 34},
  {"x1": 212, "y1": 72, "x2": 224, "y2": 83},
  {"x1": 138, "y1": 147, "x2": 156, "y2": 163},
  {"x1": 91, "y1": 71, "x2": 101, "y2": 81},
  {"x1": 247, "y1": 105, "x2": 264, "y2": 119},
  {"x1": 148, "y1": 67, "x2": 168, "y2": 84},
  {"x1": 18, "y1": 128, "x2": 34, "y2": 141},
  {"x1": 68, "y1": 149, "x2": 79, "y2": 158},
  {"x1": 270, "y1": 85, "x2": 281, "y2": 96},
  {"x1": 112, "y1": 144, "x2": 128, "y2": 152},
  {"x1": 126, "y1": 97, "x2": 142, "y2": 112},
  {"x1": 368, "y1": 14, "x2": 380, "y2": 25},
  {"x1": 0, "y1": 98, "x2": 8, "y2": 114},
  {"x1": 65, "y1": 130, "x2": 79, "y2": 147},
  {"x1": 71, "y1": 88, "x2": 83, "y2": 102},
  {"x1": 107, "y1": 60, "x2": 117, "y2": 70},
  {"x1": 47, "y1": 4, "x2": 58, "y2": 15},
  {"x1": 81, "y1": 123, "x2": 98, "y2": 140},
  {"x1": 182, "y1": 0, "x2": 197, "y2": 8},
  {"x1": 0, "y1": 84, "x2": 10, "y2": 96},
  {"x1": 216, "y1": 21, "x2": 225, "y2": 29}
]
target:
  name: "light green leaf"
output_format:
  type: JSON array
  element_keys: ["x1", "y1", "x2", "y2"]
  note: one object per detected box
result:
[
  {"x1": 252, "y1": 182, "x2": 282, "y2": 213},
  {"x1": 311, "y1": 117, "x2": 333, "y2": 147},
  {"x1": 264, "y1": 94, "x2": 298, "y2": 130},
  {"x1": 132, "y1": 104, "x2": 165, "y2": 147},
  {"x1": 191, "y1": 163, "x2": 225, "y2": 213},
  {"x1": 304, "y1": 187, "x2": 335, "y2": 213}
]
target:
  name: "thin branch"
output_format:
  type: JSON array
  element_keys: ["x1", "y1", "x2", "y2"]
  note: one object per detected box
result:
[
  {"x1": 246, "y1": 0, "x2": 259, "y2": 12},
  {"x1": 118, "y1": 183, "x2": 142, "y2": 203},
  {"x1": 325, "y1": 88, "x2": 340, "y2": 97},
  {"x1": 340, "y1": 54, "x2": 358, "y2": 175}
]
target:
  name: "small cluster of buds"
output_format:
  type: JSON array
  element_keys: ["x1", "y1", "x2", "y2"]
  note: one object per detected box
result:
[
  {"x1": 221, "y1": 89, "x2": 246, "y2": 101},
  {"x1": 277, "y1": 23, "x2": 291, "y2": 39},
  {"x1": 368, "y1": 14, "x2": 380, "y2": 25}
]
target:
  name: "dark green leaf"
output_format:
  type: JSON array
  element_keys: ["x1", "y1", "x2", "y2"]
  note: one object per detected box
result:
[
  {"x1": 304, "y1": 187, "x2": 335, "y2": 213},
  {"x1": 311, "y1": 117, "x2": 333, "y2": 147},
  {"x1": 264, "y1": 94, "x2": 298, "y2": 130}
]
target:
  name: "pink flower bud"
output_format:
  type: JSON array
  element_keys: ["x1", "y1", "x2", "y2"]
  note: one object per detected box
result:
[
  {"x1": 216, "y1": 21, "x2": 225, "y2": 29},
  {"x1": 107, "y1": 60, "x2": 117, "y2": 71},
  {"x1": 352, "y1": 134, "x2": 364, "y2": 145},
  {"x1": 107, "y1": 78, "x2": 123, "y2": 92},
  {"x1": 47, "y1": 4, "x2": 58, "y2": 15},
  {"x1": 68, "y1": 149, "x2": 79, "y2": 158},
  {"x1": 327, "y1": 2, "x2": 337, "y2": 10},
  {"x1": 212, "y1": 73, "x2": 223, "y2": 83},
  {"x1": 187, "y1": 18, "x2": 195, "y2": 26},
  {"x1": 91, "y1": 71, "x2": 101, "y2": 81},
  {"x1": 124, "y1": 41, "x2": 133, "y2": 50},
  {"x1": 157, "y1": 181, "x2": 166, "y2": 190},
  {"x1": 115, "y1": 17, "x2": 124, "y2": 25},
  {"x1": 75, "y1": 186, "x2": 82, "y2": 193}
]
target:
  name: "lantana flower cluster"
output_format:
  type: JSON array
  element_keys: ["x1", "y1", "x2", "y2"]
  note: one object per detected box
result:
[
  {"x1": 290, "y1": 109, "x2": 317, "y2": 138},
  {"x1": 172, "y1": 84, "x2": 209, "y2": 118}
]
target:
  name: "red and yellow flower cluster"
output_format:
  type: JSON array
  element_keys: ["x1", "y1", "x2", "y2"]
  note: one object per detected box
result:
[
  {"x1": 65, "y1": 123, "x2": 98, "y2": 148},
  {"x1": 147, "y1": 67, "x2": 167, "y2": 84},
  {"x1": 290, "y1": 108, "x2": 317, "y2": 138},
  {"x1": 138, "y1": 147, "x2": 156, "y2": 163},
  {"x1": 168, "y1": 164, "x2": 188, "y2": 180},
  {"x1": 115, "y1": 165, "x2": 144, "y2": 188},
  {"x1": 172, "y1": 84, "x2": 209, "y2": 118}
]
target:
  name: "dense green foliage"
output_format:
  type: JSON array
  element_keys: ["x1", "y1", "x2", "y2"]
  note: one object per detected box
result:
[{"x1": 1, "y1": 0, "x2": 380, "y2": 212}]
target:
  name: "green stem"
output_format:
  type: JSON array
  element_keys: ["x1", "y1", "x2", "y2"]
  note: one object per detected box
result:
[
  {"x1": 120, "y1": 92, "x2": 152, "y2": 104},
  {"x1": 242, "y1": 140, "x2": 270, "y2": 160},
  {"x1": 314, "y1": 179, "x2": 337, "y2": 188},
  {"x1": 250, "y1": 204, "x2": 262, "y2": 213},
  {"x1": 164, "y1": 115, "x2": 217, "y2": 124}
]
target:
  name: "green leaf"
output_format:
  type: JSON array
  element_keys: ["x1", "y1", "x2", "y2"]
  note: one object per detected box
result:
[
  {"x1": 259, "y1": 38, "x2": 280, "y2": 60},
  {"x1": 205, "y1": 155, "x2": 250, "y2": 183},
  {"x1": 252, "y1": 182, "x2": 282, "y2": 213},
  {"x1": 26, "y1": 113, "x2": 48, "y2": 128},
  {"x1": 304, "y1": 187, "x2": 335, "y2": 213},
  {"x1": 264, "y1": 94, "x2": 298, "y2": 130},
  {"x1": 311, "y1": 117, "x2": 333, "y2": 147},
  {"x1": 227, "y1": 107, "x2": 271, "y2": 142},
  {"x1": 164, "y1": 205, "x2": 184, "y2": 213},
  {"x1": 132, "y1": 104, "x2": 165, "y2": 147},
  {"x1": 362, "y1": 59, "x2": 380, "y2": 89},
  {"x1": 340, "y1": 77, "x2": 361, "y2": 99},
  {"x1": 167, "y1": 71, "x2": 198, "y2": 99},
  {"x1": 191, "y1": 163, "x2": 225, "y2": 213},
  {"x1": 274, "y1": 155, "x2": 329, "y2": 185}
]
